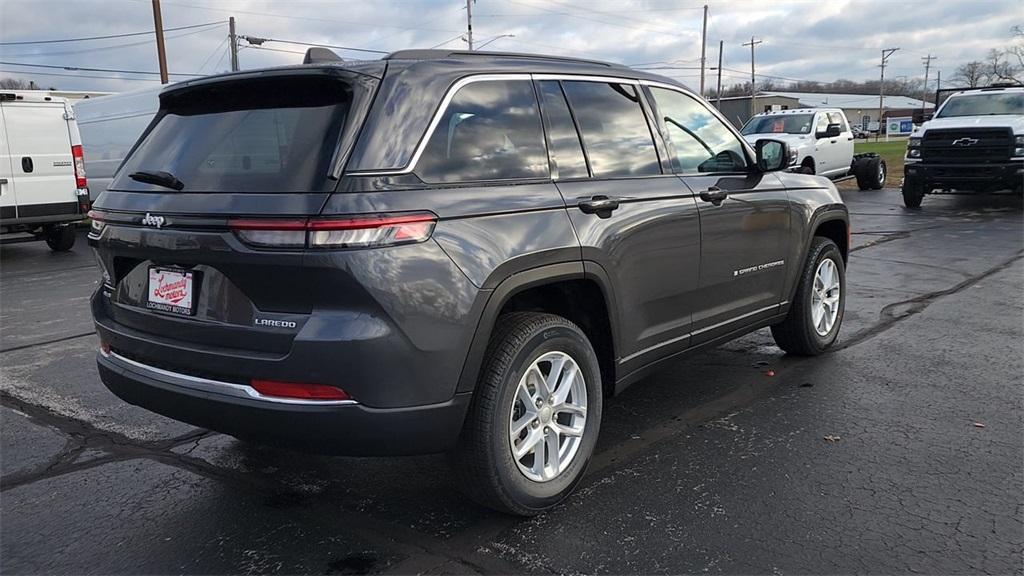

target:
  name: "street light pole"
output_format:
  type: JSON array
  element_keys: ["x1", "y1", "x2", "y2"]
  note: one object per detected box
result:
[
  {"x1": 877, "y1": 47, "x2": 899, "y2": 142},
  {"x1": 699, "y1": 4, "x2": 708, "y2": 98},
  {"x1": 742, "y1": 36, "x2": 762, "y2": 120},
  {"x1": 465, "y1": 0, "x2": 474, "y2": 50},
  {"x1": 716, "y1": 40, "x2": 723, "y2": 110}
]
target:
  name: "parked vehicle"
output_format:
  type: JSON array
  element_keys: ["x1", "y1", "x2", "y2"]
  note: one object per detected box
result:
[
  {"x1": 89, "y1": 49, "x2": 849, "y2": 515},
  {"x1": 851, "y1": 126, "x2": 870, "y2": 139},
  {"x1": 902, "y1": 84, "x2": 1024, "y2": 208},
  {"x1": 74, "y1": 86, "x2": 161, "y2": 201},
  {"x1": 0, "y1": 91, "x2": 90, "y2": 250},
  {"x1": 741, "y1": 108, "x2": 886, "y2": 189}
]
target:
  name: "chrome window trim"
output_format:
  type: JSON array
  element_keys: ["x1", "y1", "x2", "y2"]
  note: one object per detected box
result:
[
  {"x1": 348, "y1": 73, "x2": 649, "y2": 178},
  {"x1": 101, "y1": 348, "x2": 358, "y2": 406}
]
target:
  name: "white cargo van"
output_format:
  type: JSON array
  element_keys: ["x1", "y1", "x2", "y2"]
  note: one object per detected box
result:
[
  {"x1": 74, "y1": 86, "x2": 161, "y2": 200},
  {"x1": 0, "y1": 91, "x2": 90, "y2": 251}
]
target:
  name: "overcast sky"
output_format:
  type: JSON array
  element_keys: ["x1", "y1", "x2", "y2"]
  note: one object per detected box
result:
[{"x1": 0, "y1": 0, "x2": 1019, "y2": 94}]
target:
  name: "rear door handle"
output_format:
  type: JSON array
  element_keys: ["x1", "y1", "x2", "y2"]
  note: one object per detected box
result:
[
  {"x1": 578, "y1": 195, "x2": 621, "y2": 217},
  {"x1": 698, "y1": 187, "x2": 728, "y2": 206}
]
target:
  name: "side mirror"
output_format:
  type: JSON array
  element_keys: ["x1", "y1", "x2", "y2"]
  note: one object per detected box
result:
[
  {"x1": 755, "y1": 139, "x2": 790, "y2": 172},
  {"x1": 817, "y1": 123, "x2": 842, "y2": 138}
]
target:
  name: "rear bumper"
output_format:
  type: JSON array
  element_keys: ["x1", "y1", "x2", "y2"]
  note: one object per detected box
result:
[
  {"x1": 904, "y1": 160, "x2": 1024, "y2": 191},
  {"x1": 97, "y1": 349, "x2": 471, "y2": 456}
]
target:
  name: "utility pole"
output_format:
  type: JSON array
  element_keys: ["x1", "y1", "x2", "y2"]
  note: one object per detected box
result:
[
  {"x1": 465, "y1": 0, "x2": 474, "y2": 50},
  {"x1": 877, "y1": 47, "x2": 899, "y2": 141},
  {"x1": 699, "y1": 4, "x2": 708, "y2": 98},
  {"x1": 151, "y1": 0, "x2": 169, "y2": 84},
  {"x1": 229, "y1": 16, "x2": 239, "y2": 71},
  {"x1": 716, "y1": 40, "x2": 723, "y2": 110},
  {"x1": 920, "y1": 54, "x2": 936, "y2": 114},
  {"x1": 742, "y1": 36, "x2": 762, "y2": 120}
]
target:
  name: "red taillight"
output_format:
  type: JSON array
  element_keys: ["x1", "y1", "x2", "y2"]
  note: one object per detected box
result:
[
  {"x1": 249, "y1": 379, "x2": 351, "y2": 401},
  {"x1": 71, "y1": 144, "x2": 87, "y2": 189},
  {"x1": 228, "y1": 213, "x2": 437, "y2": 249}
]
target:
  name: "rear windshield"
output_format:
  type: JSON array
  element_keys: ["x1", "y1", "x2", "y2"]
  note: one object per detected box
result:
[{"x1": 112, "y1": 76, "x2": 353, "y2": 193}]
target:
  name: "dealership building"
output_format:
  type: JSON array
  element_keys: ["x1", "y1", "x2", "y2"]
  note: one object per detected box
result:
[{"x1": 715, "y1": 91, "x2": 934, "y2": 130}]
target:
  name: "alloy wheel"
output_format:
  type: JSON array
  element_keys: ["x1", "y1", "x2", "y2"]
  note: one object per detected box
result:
[{"x1": 810, "y1": 259, "x2": 841, "y2": 336}]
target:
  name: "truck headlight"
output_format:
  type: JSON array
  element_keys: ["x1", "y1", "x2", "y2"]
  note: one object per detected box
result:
[
  {"x1": 1015, "y1": 135, "x2": 1024, "y2": 146},
  {"x1": 906, "y1": 137, "x2": 922, "y2": 158}
]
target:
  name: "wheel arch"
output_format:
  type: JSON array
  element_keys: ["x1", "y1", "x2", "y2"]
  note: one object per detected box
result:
[{"x1": 455, "y1": 262, "x2": 621, "y2": 398}]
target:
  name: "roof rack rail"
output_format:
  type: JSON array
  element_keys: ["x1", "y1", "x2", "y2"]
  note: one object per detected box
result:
[
  {"x1": 383, "y1": 49, "x2": 625, "y2": 68},
  {"x1": 304, "y1": 47, "x2": 343, "y2": 64}
]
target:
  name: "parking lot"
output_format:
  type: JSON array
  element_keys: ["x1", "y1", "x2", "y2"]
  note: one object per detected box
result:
[{"x1": 1, "y1": 188, "x2": 1021, "y2": 574}]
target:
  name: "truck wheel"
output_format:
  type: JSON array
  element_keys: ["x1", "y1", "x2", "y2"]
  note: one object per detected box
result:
[
  {"x1": 771, "y1": 237, "x2": 845, "y2": 356},
  {"x1": 45, "y1": 225, "x2": 76, "y2": 252},
  {"x1": 454, "y1": 312, "x2": 602, "y2": 516},
  {"x1": 799, "y1": 159, "x2": 815, "y2": 175},
  {"x1": 866, "y1": 157, "x2": 886, "y2": 190},
  {"x1": 902, "y1": 181, "x2": 924, "y2": 209},
  {"x1": 853, "y1": 158, "x2": 871, "y2": 190}
]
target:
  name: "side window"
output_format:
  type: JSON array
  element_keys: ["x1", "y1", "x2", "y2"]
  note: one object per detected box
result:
[
  {"x1": 561, "y1": 81, "x2": 661, "y2": 178},
  {"x1": 536, "y1": 80, "x2": 588, "y2": 179},
  {"x1": 815, "y1": 113, "x2": 830, "y2": 136},
  {"x1": 648, "y1": 86, "x2": 749, "y2": 174},
  {"x1": 827, "y1": 112, "x2": 848, "y2": 132},
  {"x1": 417, "y1": 80, "x2": 549, "y2": 183}
]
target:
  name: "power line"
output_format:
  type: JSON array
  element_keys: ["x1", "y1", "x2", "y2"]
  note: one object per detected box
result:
[
  {"x1": 239, "y1": 36, "x2": 388, "y2": 55},
  {"x1": 0, "y1": 21, "x2": 224, "y2": 46},
  {"x1": 0, "y1": 69, "x2": 162, "y2": 82},
  {"x1": 0, "y1": 25, "x2": 221, "y2": 58},
  {"x1": 0, "y1": 61, "x2": 203, "y2": 77},
  {"x1": 240, "y1": 45, "x2": 306, "y2": 56}
]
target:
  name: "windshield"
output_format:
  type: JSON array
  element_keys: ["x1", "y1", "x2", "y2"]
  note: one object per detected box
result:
[
  {"x1": 113, "y1": 75, "x2": 355, "y2": 193},
  {"x1": 741, "y1": 114, "x2": 814, "y2": 135},
  {"x1": 936, "y1": 92, "x2": 1024, "y2": 118}
]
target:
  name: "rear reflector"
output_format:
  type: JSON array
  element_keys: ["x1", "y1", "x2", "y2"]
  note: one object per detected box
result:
[
  {"x1": 228, "y1": 212, "x2": 436, "y2": 250},
  {"x1": 250, "y1": 379, "x2": 352, "y2": 401}
]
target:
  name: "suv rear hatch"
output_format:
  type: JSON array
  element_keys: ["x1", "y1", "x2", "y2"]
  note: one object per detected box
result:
[{"x1": 91, "y1": 67, "x2": 380, "y2": 359}]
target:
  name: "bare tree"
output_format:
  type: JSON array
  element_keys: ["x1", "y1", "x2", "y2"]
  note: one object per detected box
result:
[
  {"x1": 0, "y1": 77, "x2": 42, "y2": 90},
  {"x1": 952, "y1": 61, "x2": 986, "y2": 87}
]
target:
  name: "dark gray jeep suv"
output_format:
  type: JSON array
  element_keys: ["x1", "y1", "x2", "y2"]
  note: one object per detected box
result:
[{"x1": 89, "y1": 49, "x2": 848, "y2": 515}]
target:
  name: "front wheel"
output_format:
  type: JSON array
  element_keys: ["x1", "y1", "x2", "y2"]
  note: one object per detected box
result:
[
  {"x1": 453, "y1": 312, "x2": 602, "y2": 516},
  {"x1": 771, "y1": 237, "x2": 845, "y2": 355},
  {"x1": 902, "y1": 181, "x2": 924, "y2": 208}
]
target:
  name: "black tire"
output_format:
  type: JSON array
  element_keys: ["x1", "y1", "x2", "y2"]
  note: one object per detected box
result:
[
  {"x1": 902, "y1": 180, "x2": 924, "y2": 209},
  {"x1": 453, "y1": 312, "x2": 602, "y2": 516},
  {"x1": 853, "y1": 157, "x2": 871, "y2": 190},
  {"x1": 771, "y1": 237, "x2": 845, "y2": 356},
  {"x1": 866, "y1": 157, "x2": 886, "y2": 190},
  {"x1": 799, "y1": 159, "x2": 815, "y2": 175},
  {"x1": 45, "y1": 225, "x2": 76, "y2": 252}
]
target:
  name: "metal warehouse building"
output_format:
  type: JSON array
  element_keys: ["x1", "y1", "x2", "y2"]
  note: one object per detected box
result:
[{"x1": 715, "y1": 91, "x2": 933, "y2": 130}]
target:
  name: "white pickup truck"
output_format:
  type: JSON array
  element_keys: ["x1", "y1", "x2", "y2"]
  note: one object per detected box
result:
[
  {"x1": 902, "y1": 85, "x2": 1023, "y2": 208},
  {"x1": 742, "y1": 107, "x2": 886, "y2": 190}
]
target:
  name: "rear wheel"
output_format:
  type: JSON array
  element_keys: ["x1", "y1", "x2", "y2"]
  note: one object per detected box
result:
[
  {"x1": 771, "y1": 237, "x2": 845, "y2": 355},
  {"x1": 902, "y1": 180, "x2": 925, "y2": 208},
  {"x1": 853, "y1": 157, "x2": 871, "y2": 189},
  {"x1": 454, "y1": 312, "x2": 602, "y2": 516},
  {"x1": 866, "y1": 157, "x2": 886, "y2": 189},
  {"x1": 45, "y1": 224, "x2": 76, "y2": 252}
]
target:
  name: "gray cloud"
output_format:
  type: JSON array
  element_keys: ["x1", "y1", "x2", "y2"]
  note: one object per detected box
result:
[{"x1": 0, "y1": 0, "x2": 1019, "y2": 93}]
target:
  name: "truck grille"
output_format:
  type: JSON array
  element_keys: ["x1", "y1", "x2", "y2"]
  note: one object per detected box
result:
[{"x1": 921, "y1": 128, "x2": 1013, "y2": 163}]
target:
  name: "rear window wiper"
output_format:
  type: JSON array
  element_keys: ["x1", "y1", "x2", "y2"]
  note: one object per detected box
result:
[{"x1": 129, "y1": 170, "x2": 185, "y2": 191}]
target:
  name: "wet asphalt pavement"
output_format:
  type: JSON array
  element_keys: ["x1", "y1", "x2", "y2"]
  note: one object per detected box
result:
[{"x1": 1, "y1": 188, "x2": 1022, "y2": 575}]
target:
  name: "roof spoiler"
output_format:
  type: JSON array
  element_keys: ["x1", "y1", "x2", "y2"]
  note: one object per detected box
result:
[{"x1": 304, "y1": 47, "x2": 342, "y2": 64}]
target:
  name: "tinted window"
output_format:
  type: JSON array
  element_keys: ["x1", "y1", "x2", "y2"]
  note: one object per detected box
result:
[
  {"x1": 113, "y1": 76, "x2": 354, "y2": 193},
  {"x1": 417, "y1": 80, "x2": 548, "y2": 183},
  {"x1": 537, "y1": 80, "x2": 588, "y2": 179},
  {"x1": 649, "y1": 87, "x2": 748, "y2": 173},
  {"x1": 78, "y1": 113, "x2": 154, "y2": 180},
  {"x1": 827, "y1": 112, "x2": 848, "y2": 131},
  {"x1": 561, "y1": 81, "x2": 660, "y2": 178}
]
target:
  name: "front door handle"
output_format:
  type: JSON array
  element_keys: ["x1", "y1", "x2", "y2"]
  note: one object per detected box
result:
[
  {"x1": 578, "y1": 195, "x2": 621, "y2": 217},
  {"x1": 699, "y1": 186, "x2": 729, "y2": 206},
  {"x1": 21, "y1": 157, "x2": 33, "y2": 173}
]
